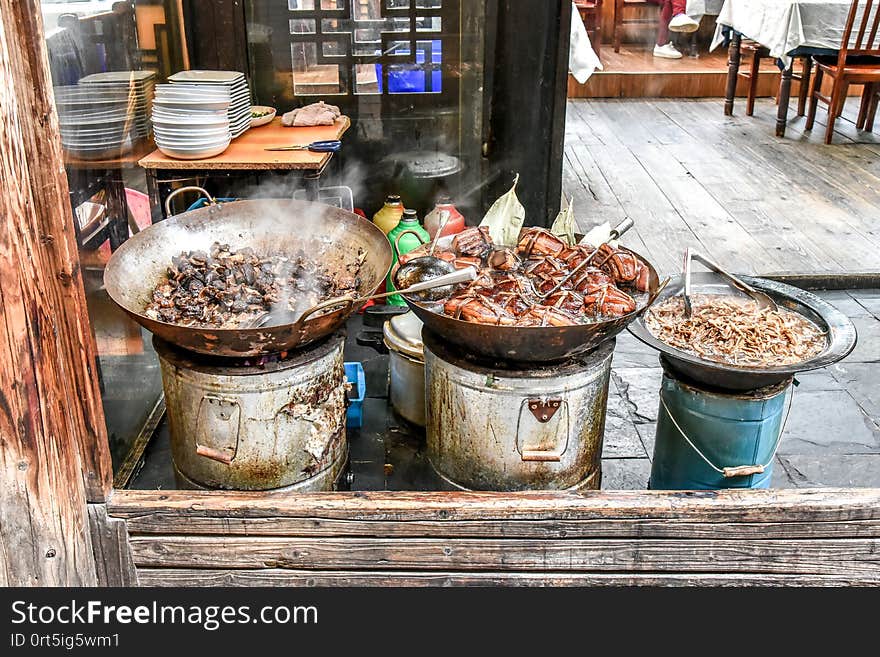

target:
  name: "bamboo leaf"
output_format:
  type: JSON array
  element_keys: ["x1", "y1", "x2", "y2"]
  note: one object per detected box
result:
[
  {"x1": 479, "y1": 174, "x2": 525, "y2": 246},
  {"x1": 550, "y1": 197, "x2": 576, "y2": 246}
]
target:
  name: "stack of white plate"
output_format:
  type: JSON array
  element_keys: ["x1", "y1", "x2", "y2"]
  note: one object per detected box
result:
[
  {"x1": 78, "y1": 70, "x2": 156, "y2": 138},
  {"x1": 167, "y1": 70, "x2": 252, "y2": 138},
  {"x1": 55, "y1": 85, "x2": 136, "y2": 160},
  {"x1": 152, "y1": 84, "x2": 232, "y2": 160}
]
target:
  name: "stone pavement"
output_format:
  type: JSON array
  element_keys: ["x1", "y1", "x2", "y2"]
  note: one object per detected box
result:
[{"x1": 601, "y1": 288, "x2": 880, "y2": 490}]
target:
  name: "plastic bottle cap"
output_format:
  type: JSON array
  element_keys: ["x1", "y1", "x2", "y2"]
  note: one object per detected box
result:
[
  {"x1": 402, "y1": 209, "x2": 419, "y2": 222},
  {"x1": 386, "y1": 195, "x2": 402, "y2": 204}
]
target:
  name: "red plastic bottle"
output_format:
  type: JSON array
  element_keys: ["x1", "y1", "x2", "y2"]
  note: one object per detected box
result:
[{"x1": 424, "y1": 196, "x2": 466, "y2": 239}]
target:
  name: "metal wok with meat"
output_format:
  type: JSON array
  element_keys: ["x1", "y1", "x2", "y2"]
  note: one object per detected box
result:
[
  {"x1": 397, "y1": 225, "x2": 660, "y2": 363},
  {"x1": 104, "y1": 198, "x2": 392, "y2": 357},
  {"x1": 401, "y1": 226, "x2": 652, "y2": 327}
]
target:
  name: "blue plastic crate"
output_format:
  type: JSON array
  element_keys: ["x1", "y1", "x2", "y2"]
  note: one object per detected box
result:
[{"x1": 344, "y1": 362, "x2": 366, "y2": 429}]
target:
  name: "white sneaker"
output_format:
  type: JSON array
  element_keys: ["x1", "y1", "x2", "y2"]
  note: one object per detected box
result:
[
  {"x1": 669, "y1": 13, "x2": 699, "y2": 33},
  {"x1": 653, "y1": 42, "x2": 683, "y2": 59}
]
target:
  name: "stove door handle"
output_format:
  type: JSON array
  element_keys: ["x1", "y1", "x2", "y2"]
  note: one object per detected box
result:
[
  {"x1": 515, "y1": 399, "x2": 570, "y2": 462},
  {"x1": 196, "y1": 445, "x2": 234, "y2": 465}
]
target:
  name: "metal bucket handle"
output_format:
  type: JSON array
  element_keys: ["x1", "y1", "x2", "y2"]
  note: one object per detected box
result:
[
  {"x1": 659, "y1": 388, "x2": 795, "y2": 478},
  {"x1": 165, "y1": 185, "x2": 218, "y2": 218},
  {"x1": 515, "y1": 398, "x2": 570, "y2": 462},
  {"x1": 393, "y1": 228, "x2": 429, "y2": 257}
]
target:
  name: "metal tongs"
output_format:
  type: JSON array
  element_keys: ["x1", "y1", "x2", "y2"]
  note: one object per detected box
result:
[
  {"x1": 682, "y1": 248, "x2": 778, "y2": 318},
  {"x1": 537, "y1": 217, "x2": 635, "y2": 300}
]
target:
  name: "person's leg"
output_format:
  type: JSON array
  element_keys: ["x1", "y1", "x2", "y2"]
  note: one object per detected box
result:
[{"x1": 645, "y1": 0, "x2": 671, "y2": 46}]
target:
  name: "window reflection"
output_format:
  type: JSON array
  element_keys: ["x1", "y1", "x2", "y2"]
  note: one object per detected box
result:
[{"x1": 41, "y1": 0, "x2": 185, "y2": 481}]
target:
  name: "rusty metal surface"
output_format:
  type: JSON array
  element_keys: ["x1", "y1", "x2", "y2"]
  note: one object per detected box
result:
[
  {"x1": 402, "y1": 246, "x2": 660, "y2": 363},
  {"x1": 156, "y1": 333, "x2": 348, "y2": 491},
  {"x1": 388, "y1": 350, "x2": 426, "y2": 427},
  {"x1": 104, "y1": 199, "x2": 392, "y2": 357},
  {"x1": 173, "y1": 442, "x2": 348, "y2": 493},
  {"x1": 423, "y1": 333, "x2": 614, "y2": 491}
]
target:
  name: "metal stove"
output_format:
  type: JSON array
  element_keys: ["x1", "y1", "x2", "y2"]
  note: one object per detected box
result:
[
  {"x1": 153, "y1": 331, "x2": 349, "y2": 492},
  {"x1": 422, "y1": 330, "x2": 615, "y2": 492}
]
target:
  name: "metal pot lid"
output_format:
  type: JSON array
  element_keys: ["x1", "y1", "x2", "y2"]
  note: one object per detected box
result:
[
  {"x1": 383, "y1": 311, "x2": 424, "y2": 361},
  {"x1": 393, "y1": 151, "x2": 463, "y2": 179}
]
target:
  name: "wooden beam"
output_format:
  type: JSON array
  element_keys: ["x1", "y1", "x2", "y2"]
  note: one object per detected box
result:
[
  {"x1": 0, "y1": 0, "x2": 109, "y2": 585},
  {"x1": 126, "y1": 535, "x2": 880, "y2": 577},
  {"x1": 109, "y1": 488, "x2": 880, "y2": 523},
  {"x1": 0, "y1": 0, "x2": 111, "y2": 503},
  {"x1": 135, "y1": 569, "x2": 868, "y2": 588}
]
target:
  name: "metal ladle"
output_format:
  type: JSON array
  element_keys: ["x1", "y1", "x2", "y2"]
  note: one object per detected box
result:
[
  {"x1": 249, "y1": 266, "x2": 478, "y2": 329},
  {"x1": 682, "y1": 247, "x2": 778, "y2": 317},
  {"x1": 394, "y1": 210, "x2": 455, "y2": 297}
]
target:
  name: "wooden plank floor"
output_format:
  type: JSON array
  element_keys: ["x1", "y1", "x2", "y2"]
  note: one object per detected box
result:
[{"x1": 564, "y1": 98, "x2": 880, "y2": 276}]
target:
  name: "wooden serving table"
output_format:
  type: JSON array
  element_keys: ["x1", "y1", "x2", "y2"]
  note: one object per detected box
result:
[
  {"x1": 712, "y1": 0, "x2": 855, "y2": 137},
  {"x1": 138, "y1": 116, "x2": 351, "y2": 220}
]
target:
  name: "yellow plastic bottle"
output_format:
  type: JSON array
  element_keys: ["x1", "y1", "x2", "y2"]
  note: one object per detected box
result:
[{"x1": 372, "y1": 194, "x2": 404, "y2": 235}]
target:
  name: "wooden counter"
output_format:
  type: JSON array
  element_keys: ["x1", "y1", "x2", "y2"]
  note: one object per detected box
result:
[{"x1": 138, "y1": 116, "x2": 350, "y2": 171}]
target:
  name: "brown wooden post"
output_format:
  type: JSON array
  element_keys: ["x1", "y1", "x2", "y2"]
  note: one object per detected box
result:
[{"x1": 0, "y1": 0, "x2": 112, "y2": 585}]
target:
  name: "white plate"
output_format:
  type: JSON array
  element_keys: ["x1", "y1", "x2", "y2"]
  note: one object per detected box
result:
[
  {"x1": 152, "y1": 109, "x2": 228, "y2": 120},
  {"x1": 152, "y1": 118, "x2": 228, "y2": 129},
  {"x1": 168, "y1": 70, "x2": 244, "y2": 83},
  {"x1": 157, "y1": 140, "x2": 231, "y2": 160},
  {"x1": 155, "y1": 126, "x2": 230, "y2": 136},
  {"x1": 154, "y1": 99, "x2": 230, "y2": 111},
  {"x1": 79, "y1": 71, "x2": 157, "y2": 84},
  {"x1": 155, "y1": 85, "x2": 229, "y2": 97},
  {"x1": 156, "y1": 139, "x2": 231, "y2": 150}
]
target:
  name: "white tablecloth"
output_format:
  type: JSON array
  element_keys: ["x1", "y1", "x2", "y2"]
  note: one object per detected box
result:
[
  {"x1": 710, "y1": 0, "x2": 866, "y2": 66},
  {"x1": 569, "y1": 2, "x2": 603, "y2": 84},
  {"x1": 688, "y1": 0, "x2": 725, "y2": 19}
]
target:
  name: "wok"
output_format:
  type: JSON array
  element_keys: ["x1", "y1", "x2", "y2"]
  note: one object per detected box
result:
[
  {"x1": 104, "y1": 197, "x2": 392, "y2": 357},
  {"x1": 398, "y1": 236, "x2": 661, "y2": 363},
  {"x1": 627, "y1": 272, "x2": 858, "y2": 391}
]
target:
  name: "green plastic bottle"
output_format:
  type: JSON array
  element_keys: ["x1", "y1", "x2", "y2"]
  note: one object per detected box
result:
[{"x1": 386, "y1": 208, "x2": 430, "y2": 306}]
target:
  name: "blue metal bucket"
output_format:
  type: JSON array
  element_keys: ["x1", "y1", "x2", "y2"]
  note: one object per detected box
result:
[{"x1": 649, "y1": 370, "x2": 793, "y2": 490}]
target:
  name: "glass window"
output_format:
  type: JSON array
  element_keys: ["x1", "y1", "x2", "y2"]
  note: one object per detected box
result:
[{"x1": 41, "y1": 0, "x2": 187, "y2": 482}]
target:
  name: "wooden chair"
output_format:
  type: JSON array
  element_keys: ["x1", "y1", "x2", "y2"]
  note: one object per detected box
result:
[
  {"x1": 613, "y1": 0, "x2": 655, "y2": 54},
  {"x1": 574, "y1": 0, "x2": 603, "y2": 58},
  {"x1": 739, "y1": 42, "x2": 813, "y2": 118},
  {"x1": 806, "y1": 0, "x2": 880, "y2": 144}
]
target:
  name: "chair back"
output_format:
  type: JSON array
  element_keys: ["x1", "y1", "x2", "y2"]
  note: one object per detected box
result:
[{"x1": 839, "y1": 0, "x2": 880, "y2": 62}]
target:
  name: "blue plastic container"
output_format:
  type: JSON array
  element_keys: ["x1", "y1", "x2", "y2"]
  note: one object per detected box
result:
[
  {"x1": 344, "y1": 362, "x2": 366, "y2": 429},
  {"x1": 375, "y1": 40, "x2": 442, "y2": 94},
  {"x1": 649, "y1": 371, "x2": 793, "y2": 490}
]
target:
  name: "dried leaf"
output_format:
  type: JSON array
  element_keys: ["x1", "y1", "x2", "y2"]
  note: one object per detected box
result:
[
  {"x1": 479, "y1": 174, "x2": 525, "y2": 246},
  {"x1": 550, "y1": 197, "x2": 576, "y2": 246}
]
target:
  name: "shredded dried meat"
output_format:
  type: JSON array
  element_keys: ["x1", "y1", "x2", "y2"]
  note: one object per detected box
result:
[{"x1": 645, "y1": 294, "x2": 826, "y2": 367}]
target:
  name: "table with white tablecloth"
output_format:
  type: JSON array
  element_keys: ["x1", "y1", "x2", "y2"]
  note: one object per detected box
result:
[{"x1": 711, "y1": 0, "x2": 856, "y2": 136}]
